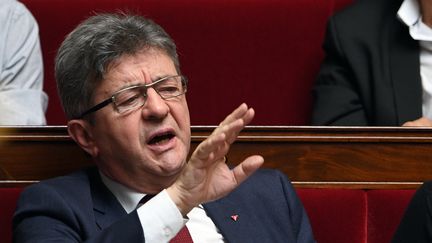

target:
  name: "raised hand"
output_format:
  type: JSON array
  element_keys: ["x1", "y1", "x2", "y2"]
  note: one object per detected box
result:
[{"x1": 167, "y1": 103, "x2": 264, "y2": 215}]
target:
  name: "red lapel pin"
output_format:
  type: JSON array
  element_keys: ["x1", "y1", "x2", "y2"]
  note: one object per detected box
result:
[{"x1": 231, "y1": 214, "x2": 239, "y2": 221}]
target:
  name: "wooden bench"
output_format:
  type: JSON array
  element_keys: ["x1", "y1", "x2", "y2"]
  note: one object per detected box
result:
[
  {"x1": 1, "y1": 126, "x2": 431, "y2": 243},
  {"x1": 1, "y1": 126, "x2": 430, "y2": 188}
]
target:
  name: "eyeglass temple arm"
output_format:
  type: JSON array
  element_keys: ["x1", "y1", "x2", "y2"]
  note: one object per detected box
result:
[{"x1": 76, "y1": 97, "x2": 113, "y2": 119}]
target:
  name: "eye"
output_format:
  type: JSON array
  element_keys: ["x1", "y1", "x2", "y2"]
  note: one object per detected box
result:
[
  {"x1": 158, "y1": 85, "x2": 180, "y2": 93},
  {"x1": 155, "y1": 78, "x2": 182, "y2": 96},
  {"x1": 115, "y1": 89, "x2": 143, "y2": 107},
  {"x1": 120, "y1": 95, "x2": 140, "y2": 105}
]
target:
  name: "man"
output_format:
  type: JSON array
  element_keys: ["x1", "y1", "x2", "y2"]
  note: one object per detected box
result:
[
  {"x1": 0, "y1": 0, "x2": 47, "y2": 125},
  {"x1": 311, "y1": 0, "x2": 432, "y2": 126},
  {"x1": 13, "y1": 13, "x2": 315, "y2": 242}
]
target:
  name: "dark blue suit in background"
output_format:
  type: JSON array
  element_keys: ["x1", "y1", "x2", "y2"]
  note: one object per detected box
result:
[{"x1": 13, "y1": 167, "x2": 315, "y2": 243}]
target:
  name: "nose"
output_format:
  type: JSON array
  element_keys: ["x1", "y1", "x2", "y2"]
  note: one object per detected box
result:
[{"x1": 141, "y1": 88, "x2": 169, "y2": 120}]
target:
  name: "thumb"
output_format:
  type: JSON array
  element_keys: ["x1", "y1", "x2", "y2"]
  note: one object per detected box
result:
[{"x1": 232, "y1": 155, "x2": 264, "y2": 185}]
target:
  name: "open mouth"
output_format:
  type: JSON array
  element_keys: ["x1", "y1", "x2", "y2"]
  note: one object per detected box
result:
[{"x1": 148, "y1": 132, "x2": 175, "y2": 145}]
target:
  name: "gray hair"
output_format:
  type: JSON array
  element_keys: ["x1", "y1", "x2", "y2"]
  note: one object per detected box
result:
[{"x1": 55, "y1": 13, "x2": 180, "y2": 120}]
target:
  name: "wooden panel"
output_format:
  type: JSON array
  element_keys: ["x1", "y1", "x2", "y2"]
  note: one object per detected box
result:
[{"x1": 1, "y1": 126, "x2": 432, "y2": 189}]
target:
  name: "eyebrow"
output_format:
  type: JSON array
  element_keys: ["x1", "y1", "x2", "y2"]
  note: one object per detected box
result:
[{"x1": 111, "y1": 74, "x2": 178, "y2": 94}]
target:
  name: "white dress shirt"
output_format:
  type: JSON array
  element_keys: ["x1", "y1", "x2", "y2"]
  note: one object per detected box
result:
[
  {"x1": 398, "y1": 0, "x2": 432, "y2": 120},
  {"x1": 100, "y1": 171, "x2": 224, "y2": 243},
  {"x1": 0, "y1": 0, "x2": 47, "y2": 125}
]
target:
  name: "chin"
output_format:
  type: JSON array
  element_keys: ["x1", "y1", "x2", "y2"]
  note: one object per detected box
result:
[{"x1": 159, "y1": 159, "x2": 185, "y2": 175}]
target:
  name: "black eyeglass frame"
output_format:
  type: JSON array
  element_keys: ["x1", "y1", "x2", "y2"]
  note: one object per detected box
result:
[{"x1": 76, "y1": 75, "x2": 188, "y2": 119}]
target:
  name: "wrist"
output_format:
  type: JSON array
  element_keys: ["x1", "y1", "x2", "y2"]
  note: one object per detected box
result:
[{"x1": 166, "y1": 185, "x2": 195, "y2": 216}]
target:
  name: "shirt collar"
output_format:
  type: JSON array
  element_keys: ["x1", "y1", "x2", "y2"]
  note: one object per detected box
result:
[
  {"x1": 398, "y1": 0, "x2": 421, "y2": 27},
  {"x1": 99, "y1": 170, "x2": 145, "y2": 213}
]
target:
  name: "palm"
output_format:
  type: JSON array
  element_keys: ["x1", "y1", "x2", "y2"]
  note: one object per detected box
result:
[{"x1": 169, "y1": 104, "x2": 264, "y2": 210}]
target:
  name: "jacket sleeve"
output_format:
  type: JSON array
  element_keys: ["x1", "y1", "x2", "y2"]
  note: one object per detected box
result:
[
  {"x1": 311, "y1": 16, "x2": 368, "y2": 126},
  {"x1": 277, "y1": 170, "x2": 316, "y2": 243}
]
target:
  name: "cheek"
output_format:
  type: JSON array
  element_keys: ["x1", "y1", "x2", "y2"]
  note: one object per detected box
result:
[
  {"x1": 171, "y1": 100, "x2": 190, "y2": 142},
  {"x1": 182, "y1": 104, "x2": 191, "y2": 128},
  {"x1": 95, "y1": 115, "x2": 140, "y2": 150},
  {"x1": 171, "y1": 99, "x2": 190, "y2": 126},
  {"x1": 180, "y1": 112, "x2": 191, "y2": 140}
]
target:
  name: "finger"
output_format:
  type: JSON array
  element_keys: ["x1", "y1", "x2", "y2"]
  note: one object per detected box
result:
[
  {"x1": 192, "y1": 105, "x2": 255, "y2": 164},
  {"x1": 212, "y1": 104, "x2": 254, "y2": 143},
  {"x1": 402, "y1": 117, "x2": 432, "y2": 127},
  {"x1": 402, "y1": 122, "x2": 411, "y2": 127},
  {"x1": 231, "y1": 155, "x2": 264, "y2": 185},
  {"x1": 403, "y1": 120, "x2": 429, "y2": 127},
  {"x1": 418, "y1": 117, "x2": 432, "y2": 126},
  {"x1": 217, "y1": 103, "x2": 249, "y2": 128},
  {"x1": 192, "y1": 132, "x2": 226, "y2": 161},
  {"x1": 223, "y1": 108, "x2": 255, "y2": 144},
  {"x1": 207, "y1": 118, "x2": 244, "y2": 150},
  {"x1": 223, "y1": 119, "x2": 245, "y2": 145},
  {"x1": 241, "y1": 107, "x2": 255, "y2": 127}
]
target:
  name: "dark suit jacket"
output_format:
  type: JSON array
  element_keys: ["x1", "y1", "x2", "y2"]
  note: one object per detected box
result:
[
  {"x1": 392, "y1": 181, "x2": 432, "y2": 242},
  {"x1": 13, "y1": 167, "x2": 315, "y2": 243},
  {"x1": 311, "y1": 0, "x2": 422, "y2": 126}
]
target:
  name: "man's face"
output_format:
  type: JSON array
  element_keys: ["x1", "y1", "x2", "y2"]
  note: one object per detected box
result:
[{"x1": 88, "y1": 49, "x2": 191, "y2": 192}]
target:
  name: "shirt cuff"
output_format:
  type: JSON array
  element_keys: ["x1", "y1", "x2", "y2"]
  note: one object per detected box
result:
[{"x1": 137, "y1": 189, "x2": 187, "y2": 242}]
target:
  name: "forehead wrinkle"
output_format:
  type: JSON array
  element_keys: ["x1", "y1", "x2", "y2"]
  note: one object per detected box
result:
[
  {"x1": 140, "y1": 69, "x2": 153, "y2": 85},
  {"x1": 105, "y1": 67, "x2": 146, "y2": 94},
  {"x1": 97, "y1": 49, "x2": 176, "y2": 98}
]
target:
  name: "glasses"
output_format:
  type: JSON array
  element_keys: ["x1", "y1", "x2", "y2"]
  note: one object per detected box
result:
[{"x1": 77, "y1": 75, "x2": 188, "y2": 119}]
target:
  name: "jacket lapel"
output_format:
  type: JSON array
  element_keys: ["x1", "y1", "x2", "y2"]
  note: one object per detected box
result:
[
  {"x1": 88, "y1": 168, "x2": 127, "y2": 230},
  {"x1": 389, "y1": 14, "x2": 422, "y2": 124}
]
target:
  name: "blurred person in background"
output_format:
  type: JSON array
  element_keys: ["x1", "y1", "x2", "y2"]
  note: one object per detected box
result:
[
  {"x1": 312, "y1": 0, "x2": 432, "y2": 127},
  {"x1": 0, "y1": 0, "x2": 47, "y2": 125}
]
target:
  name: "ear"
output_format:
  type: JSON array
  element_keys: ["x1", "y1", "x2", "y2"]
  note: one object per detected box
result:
[{"x1": 67, "y1": 119, "x2": 99, "y2": 157}]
